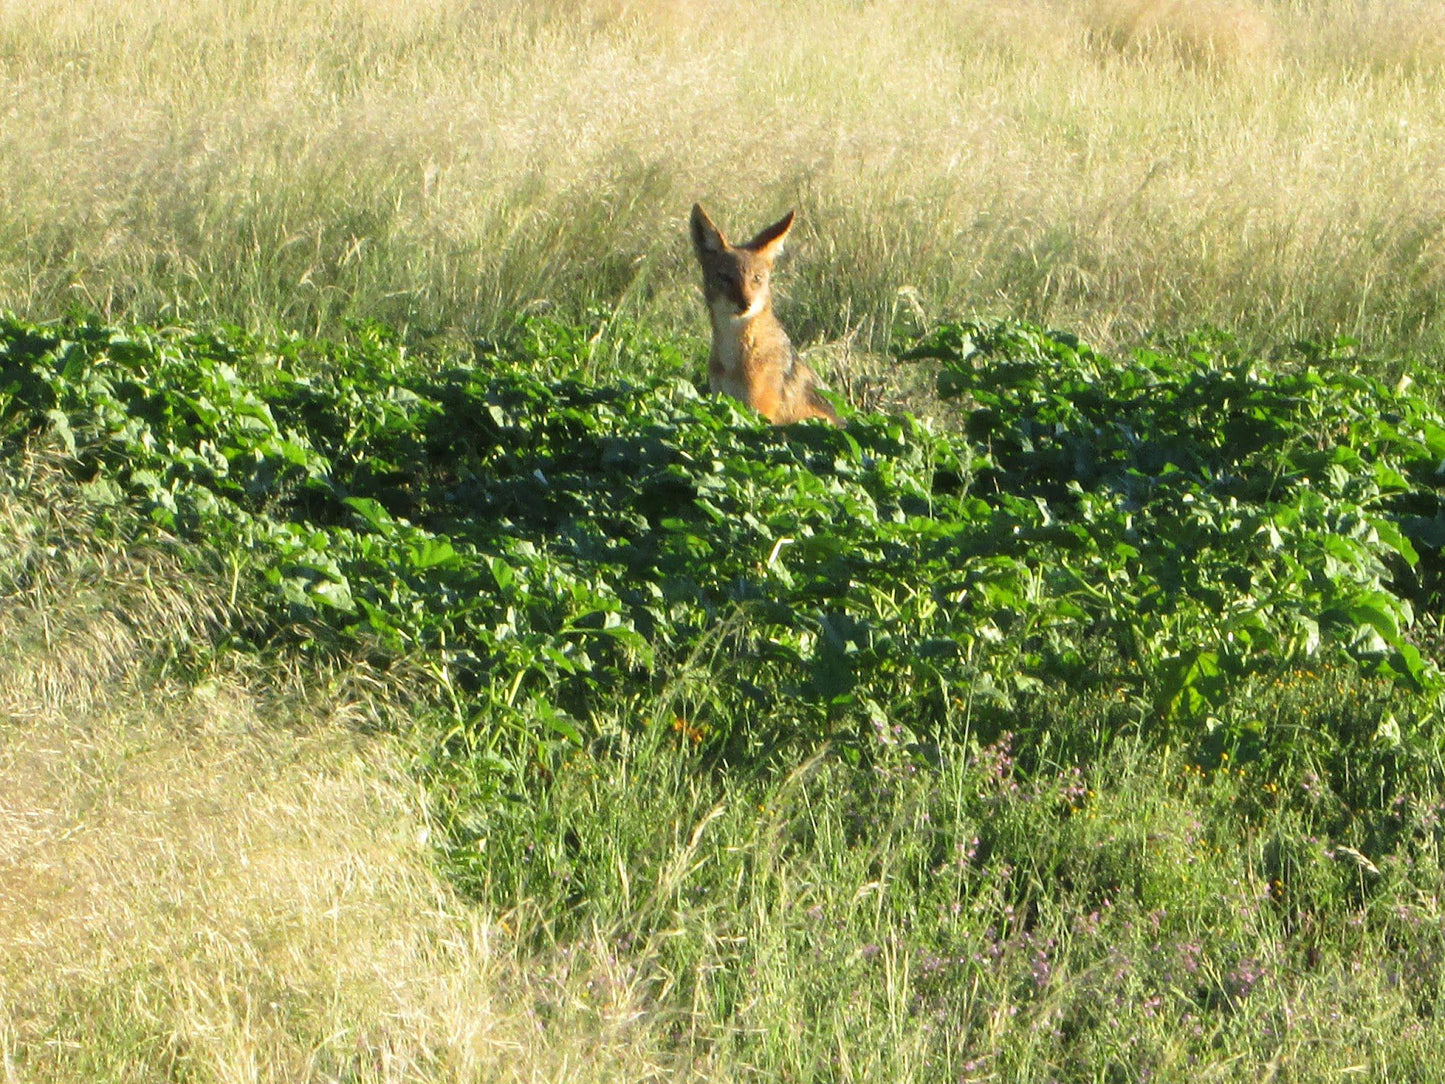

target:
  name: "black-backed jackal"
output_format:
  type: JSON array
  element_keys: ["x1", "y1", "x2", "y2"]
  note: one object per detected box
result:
[{"x1": 689, "y1": 203, "x2": 842, "y2": 426}]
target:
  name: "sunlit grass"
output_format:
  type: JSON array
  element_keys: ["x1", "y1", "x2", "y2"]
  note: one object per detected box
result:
[
  {"x1": 4, "y1": 447, "x2": 1445, "y2": 1081},
  {"x1": 3, "y1": 0, "x2": 1445, "y2": 356}
]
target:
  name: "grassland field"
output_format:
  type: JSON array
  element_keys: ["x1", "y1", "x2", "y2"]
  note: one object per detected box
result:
[
  {"x1": 4, "y1": 0, "x2": 1445, "y2": 357},
  {"x1": 8, "y1": 1, "x2": 1445, "y2": 1082}
]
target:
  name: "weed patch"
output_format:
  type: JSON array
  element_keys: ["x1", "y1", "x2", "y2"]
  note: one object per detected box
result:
[{"x1": 5, "y1": 315, "x2": 1444, "y2": 771}]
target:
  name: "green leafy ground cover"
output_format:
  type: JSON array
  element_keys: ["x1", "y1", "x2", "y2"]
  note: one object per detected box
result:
[
  {"x1": 7, "y1": 314, "x2": 1445, "y2": 1078},
  {"x1": 5, "y1": 317, "x2": 1443, "y2": 761}
]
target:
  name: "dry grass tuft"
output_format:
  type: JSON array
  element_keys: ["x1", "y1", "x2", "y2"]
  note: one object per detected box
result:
[
  {"x1": 1085, "y1": 0, "x2": 1274, "y2": 67},
  {"x1": 3, "y1": 666, "x2": 466, "y2": 1081},
  {"x1": 0, "y1": 456, "x2": 230, "y2": 718},
  {"x1": 1309, "y1": 0, "x2": 1445, "y2": 74}
]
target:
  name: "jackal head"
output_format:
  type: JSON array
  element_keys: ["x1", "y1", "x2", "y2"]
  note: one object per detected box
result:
[{"x1": 690, "y1": 203, "x2": 795, "y2": 323}]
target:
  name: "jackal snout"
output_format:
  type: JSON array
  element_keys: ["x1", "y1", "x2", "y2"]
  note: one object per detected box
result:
[{"x1": 689, "y1": 203, "x2": 842, "y2": 427}]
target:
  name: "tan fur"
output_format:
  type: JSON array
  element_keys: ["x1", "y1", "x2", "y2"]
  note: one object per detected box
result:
[{"x1": 690, "y1": 203, "x2": 842, "y2": 426}]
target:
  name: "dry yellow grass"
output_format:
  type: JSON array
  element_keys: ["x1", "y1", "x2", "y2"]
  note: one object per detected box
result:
[
  {"x1": 0, "y1": 682, "x2": 703, "y2": 1082},
  {"x1": 2, "y1": 0, "x2": 1445, "y2": 357},
  {"x1": 1299, "y1": 0, "x2": 1445, "y2": 74},
  {"x1": 1085, "y1": 0, "x2": 1275, "y2": 66}
]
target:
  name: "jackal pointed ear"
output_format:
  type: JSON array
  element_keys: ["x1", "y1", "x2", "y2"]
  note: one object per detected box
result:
[
  {"x1": 690, "y1": 203, "x2": 728, "y2": 258},
  {"x1": 744, "y1": 210, "x2": 795, "y2": 257}
]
